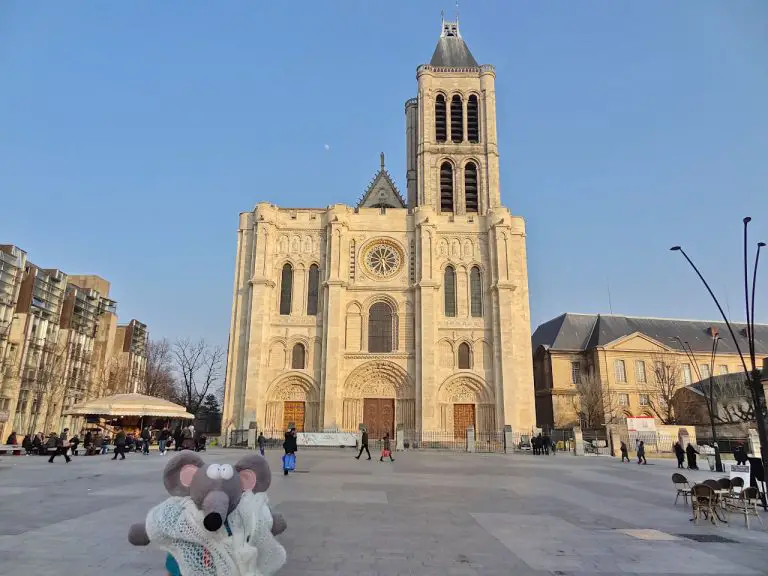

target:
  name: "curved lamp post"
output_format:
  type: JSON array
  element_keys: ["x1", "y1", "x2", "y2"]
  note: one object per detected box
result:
[
  {"x1": 670, "y1": 217, "x2": 768, "y2": 500},
  {"x1": 673, "y1": 335, "x2": 722, "y2": 472}
]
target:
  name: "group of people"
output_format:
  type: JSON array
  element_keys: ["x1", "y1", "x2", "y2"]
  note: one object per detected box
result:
[
  {"x1": 532, "y1": 433, "x2": 556, "y2": 455},
  {"x1": 4, "y1": 422, "x2": 207, "y2": 463},
  {"x1": 673, "y1": 441, "x2": 700, "y2": 469}
]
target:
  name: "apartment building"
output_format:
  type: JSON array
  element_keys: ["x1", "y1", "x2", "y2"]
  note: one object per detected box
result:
[
  {"x1": 0, "y1": 244, "x2": 149, "y2": 439},
  {"x1": 113, "y1": 319, "x2": 148, "y2": 395}
]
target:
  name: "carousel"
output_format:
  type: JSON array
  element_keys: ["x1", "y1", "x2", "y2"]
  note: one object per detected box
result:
[{"x1": 63, "y1": 393, "x2": 194, "y2": 437}]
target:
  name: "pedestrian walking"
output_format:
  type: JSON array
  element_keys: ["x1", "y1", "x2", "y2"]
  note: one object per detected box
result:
[
  {"x1": 685, "y1": 443, "x2": 699, "y2": 470},
  {"x1": 158, "y1": 427, "x2": 170, "y2": 455},
  {"x1": 637, "y1": 441, "x2": 647, "y2": 465},
  {"x1": 69, "y1": 433, "x2": 80, "y2": 456},
  {"x1": 173, "y1": 424, "x2": 183, "y2": 451},
  {"x1": 673, "y1": 441, "x2": 685, "y2": 469},
  {"x1": 258, "y1": 432, "x2": 266, "y2": 457},
  {"x1": 355, "y1": 428, "x2": 371, "y2": 461},
  {"x1": 379, "y1": 432, "x2": 395, "y2": 462},
  {"x1": 141, "y1": 426, "x2": 151, "y2": 455},
  {"x1": 282, "y1": 428, "x2": 297, "y2": 476},
  {"x1": 48, "y1": 430, "x2": 71, "y2": 464},
  {"x1": 620, "y1": 441, "x2": 630, "y2": 463},
  {"x1": 112, "y1": 428, "x2": 127, "y2": 460}
]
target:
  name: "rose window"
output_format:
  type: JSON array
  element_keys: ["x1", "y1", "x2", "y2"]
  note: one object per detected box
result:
[{"x1": 363, "y1": 242, "x2": 403, "y2": 279}]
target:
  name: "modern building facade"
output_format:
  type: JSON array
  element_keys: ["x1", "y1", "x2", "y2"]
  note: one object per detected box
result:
[
  {"x1": 532, "y1": 312, "x2": 768, "y2": 429},
  {"x1": 223, "y1": 19, "x2": 536, "y2": 438},
  {"x1": 0, "y1": 246, "x2": 149, "y2": 439}
]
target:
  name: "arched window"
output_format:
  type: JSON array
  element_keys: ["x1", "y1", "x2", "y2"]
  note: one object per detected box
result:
[
  {"x1": 368, "y1": 302, "x2": 394, "y2": 353},
  {"x1": 458, "y1": 342, "x2": 472, "y2": 369},
  {"x1": 450, "y1": 95, "x2": 463, "y2": 142},
  {"x1": 306, "y1": 264, "x2": 319, "y2": 316},
  {"x1": 467, "y1": 95, "x2": 479, "y2": 143},
  {"x1": 464, "y1": 161, "x2": 478, "y2": 213},
  {"x1": 279, "y1": 263, "x2": 293, "y2": 315},
  {"x1": 440, "y1": 162, "x2": 454, "y2": 213},
  {"x1": 470, "y1": 266, "x2": 482, "y2": 317},
  {"x1": 444, "y1": 266, "x2": 457, "y2": 317},
  {"x1": 291, "y1": 343, "x2": 306, "y2": 369},
  {"x1": 435, "y1": 94, "x2": 447, "y2": 143}
]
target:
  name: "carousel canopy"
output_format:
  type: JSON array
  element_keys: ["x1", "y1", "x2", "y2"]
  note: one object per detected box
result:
[{"x1": 63, "y1": 393, "x2": 194, "y2": 419}]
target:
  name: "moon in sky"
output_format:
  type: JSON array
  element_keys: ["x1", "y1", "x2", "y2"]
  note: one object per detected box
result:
[{"x1": 324, "y1": 144, "x2": 330, "y2": 151}]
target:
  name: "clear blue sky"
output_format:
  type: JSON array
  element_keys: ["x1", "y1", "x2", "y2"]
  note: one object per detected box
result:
[{"x1": 1, "y1": 1, "x2": 767, "y2": 348}]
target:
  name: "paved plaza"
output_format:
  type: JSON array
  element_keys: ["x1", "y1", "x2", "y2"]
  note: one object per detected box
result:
[{"x1": 0, "y1": 448, "x2": 767, "y2": 575}]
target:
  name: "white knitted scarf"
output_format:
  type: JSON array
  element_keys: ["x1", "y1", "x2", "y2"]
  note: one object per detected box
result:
[{"x1": 144, "y1": 492, "x2": 287, "y2": 576}]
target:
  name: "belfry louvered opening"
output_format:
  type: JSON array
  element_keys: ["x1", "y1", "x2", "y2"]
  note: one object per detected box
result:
[
  {"x1": 467, "y1": 95, "x2": 479, "y2": 143},
  {"x1": 435, "y1": 94, "x2": 447, "y2": 143},
  {"x1": 450, "y1": 95, "x2": 463, "y2": 143},
  {"x1": 440, "y1": 162, "x2": 454, "y2": 213},
  {"x1": 464, "y1": 161, "x2": 478, "y2": 213}
]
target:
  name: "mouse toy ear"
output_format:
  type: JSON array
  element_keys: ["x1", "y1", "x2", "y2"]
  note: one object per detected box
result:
[
  {"x1": 235, "y1": 454, "x2": 272, "y2": 493},
  {"x1": 163, "y1": 452, "x2": 205, "y2": 496}
]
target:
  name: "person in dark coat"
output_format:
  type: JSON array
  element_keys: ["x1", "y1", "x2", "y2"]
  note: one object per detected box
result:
[
  {"x1": 69, "y1": 433, "x2": 80, "y2": 456},
  {"x1": 733, "y1": 443, "x2": 748, "y2": 465},
  {"x1": 637, "y1": 441, "x2": 647, "y2": 465},
  {"x1": 140, "y1": 426, "x2": 151, "y2": 455},
  {"x1": 48, "y1": 431, "x2": 71, "y2": 464},
  {"x1": 379, "y1": 432, "x2": 395, "y2": 462},
  {"x1": 112, "y1": 428, "x2": 127, "y2": 460},
  {"x1": 620, "y1": 441, "x2": 630, "y2": 463},
  {"x1": 686, "y1": 443, "x2": 699, "y2": 470},
  {"x1": 5, "y1": 431, "x2": 17, "y2": 445},
  {"x1": 283, "y1": 428, "x2": 298, "y2": 476},
  {"x1": 173, "y1": 424, "x2": 183, "y2": 451},
  {"x1": 22, "y1": 434, "x2": 32, "y2": 454},
  {"x1": 257, "y1": 432, "x2": 266, "y2": 457},
  {"x1": 32, "y1": 433, "x2": 42, "y2": 455},
  {"x1": 673, "y1": 442, "x2": 685, "y2": 469},
  {"x1": 355, "y1": 429, "x2": 371, "y2": 461}
]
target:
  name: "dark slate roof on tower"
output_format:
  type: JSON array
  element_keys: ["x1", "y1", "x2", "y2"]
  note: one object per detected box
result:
[
  {"x1": 356, "y1": 153, "x2": 406, "y2": 209},
  {"x1": 532, "y1": 313, "x2": 768, "y2": 356},
  {"x1": 430, "y1": 18, "x2": 478, "y2": 68}
]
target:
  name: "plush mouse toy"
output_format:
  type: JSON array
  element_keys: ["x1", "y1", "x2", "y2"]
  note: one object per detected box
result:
[{"x1": 129, "y1": 452, "x2": 287, "y2": 576}]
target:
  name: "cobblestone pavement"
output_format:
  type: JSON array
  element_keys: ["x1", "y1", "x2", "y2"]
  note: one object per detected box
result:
[{"x1": 1, "y1": 448, "x2": 767, "y2": 575}]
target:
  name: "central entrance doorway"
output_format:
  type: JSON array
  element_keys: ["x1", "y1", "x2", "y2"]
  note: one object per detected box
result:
[
  {"x1": 453, "y1": 404, "x2": 476, "y2": 439},
  {"x1": 283, "y1": 401, "x2": 305, "y2": 431},
  {"x1": 363, "y1": 398, "x2": 394, "y2": 439}
]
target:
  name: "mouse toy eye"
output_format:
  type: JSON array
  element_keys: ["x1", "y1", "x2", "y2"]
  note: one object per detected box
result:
[
  {"x1": 219, "y1": 464, "x2": 234, "y2": 480},
  {"x1": 206, "y1": 464, "x2": 222, "y2": 480}
]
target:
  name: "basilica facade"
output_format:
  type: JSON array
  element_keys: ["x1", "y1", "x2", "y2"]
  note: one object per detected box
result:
[{"x1": 223, "y1": 19, "x2": 535, "y2": 439}]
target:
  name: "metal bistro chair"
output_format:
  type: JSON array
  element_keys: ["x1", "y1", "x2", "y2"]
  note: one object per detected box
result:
[
  {"x1": 727, "y1": 486, "x2": 765, "y2": 530},
  {"x1": 691, "y1": 484, "x2": 718, "y2": 525},
  {"x1": 672, "y1": 473, "x2": 692, "y2": 506},
  {"x1": 724, "y1": 477, "x2": 745, "y2": 506}
]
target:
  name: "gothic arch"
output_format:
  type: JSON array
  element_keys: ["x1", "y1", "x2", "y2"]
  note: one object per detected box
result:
[
  {"x1": 437, "y1": 374, "x2": 494, "y2": 404},
  {"x1": 361, "y1": 293, "x2": 400, "y2": 313},
  {"x1": 343, "y1": 360, "x2": 414, "y2": 400},
  {"x1": 266, "y1": 373, "x2": 320, "y2": 403}
]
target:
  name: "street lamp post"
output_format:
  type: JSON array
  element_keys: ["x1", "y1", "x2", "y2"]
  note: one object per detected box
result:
[
  {"x1": 671, "y1": 217, "x2": 768, "y2": 498},
  {"x1": 674, "y1": 335, "x2": 722, "y2": 472}
]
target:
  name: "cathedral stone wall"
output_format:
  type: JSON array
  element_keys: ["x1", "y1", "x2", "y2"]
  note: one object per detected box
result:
[{"x1": 223, "y1": 20, "x2": 535, "y2": 438}]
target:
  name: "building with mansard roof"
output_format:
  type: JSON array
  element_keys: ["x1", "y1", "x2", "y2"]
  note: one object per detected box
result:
[{"x1": 223, "y1": 19, "x2": 536, "y2": 439}]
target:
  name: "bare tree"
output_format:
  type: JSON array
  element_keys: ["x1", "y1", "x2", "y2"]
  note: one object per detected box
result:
[
  {"x1": 572, "y1": 368, "x2": 617, "y2": 429},
  {"x1": 700, "y1": 375, "x2": 754, "y2": 424},
  {"x1": 30, "y1": 340, "x2": 70, "y2": 433},
  {"x1": 142, "y1": 338, "x2": 176, "y2": 400},
  {"x1": 171, "y1": 338, "x2": 225, "y2": 415},
  {"x1": 646, "y1": 354, "x2": 681, "y2": 424}
]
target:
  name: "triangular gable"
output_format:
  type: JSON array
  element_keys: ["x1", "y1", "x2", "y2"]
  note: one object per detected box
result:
[
  {"x1": 602, "y1": 331, "x2": 672, "y2": 352},
  {"x1": 357, "y1": 153, "x2": 405, "y2": 209}
]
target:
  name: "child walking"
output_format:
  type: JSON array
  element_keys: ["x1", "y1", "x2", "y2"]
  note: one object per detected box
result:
[{"x1": 380, "y1": 432, "x2": 395, "y2": 462}]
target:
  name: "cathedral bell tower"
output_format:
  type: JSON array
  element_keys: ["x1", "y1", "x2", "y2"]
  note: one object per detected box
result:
[{"x1": 405, "y1": 16, "x2": 500, "y2": 215}]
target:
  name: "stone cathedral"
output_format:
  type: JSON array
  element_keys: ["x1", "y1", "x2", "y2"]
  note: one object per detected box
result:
[{"x1": 223, "y1": 19, "x2": 535, "y2": 439}]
